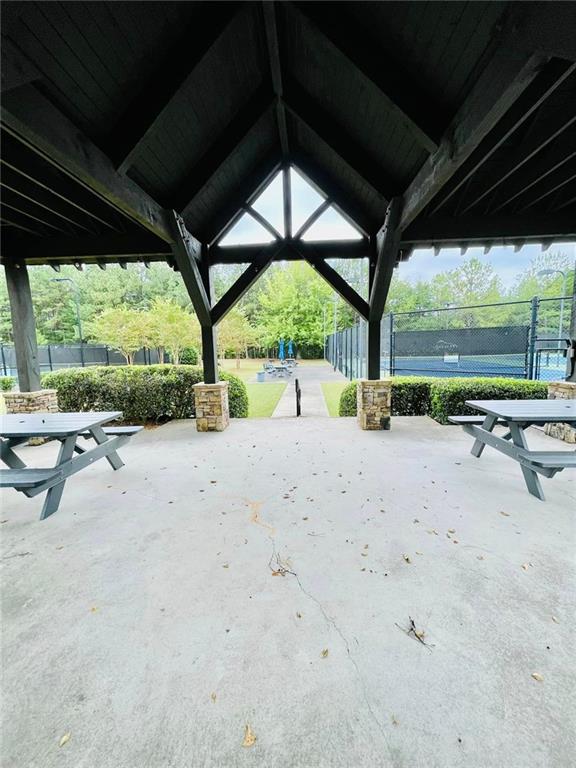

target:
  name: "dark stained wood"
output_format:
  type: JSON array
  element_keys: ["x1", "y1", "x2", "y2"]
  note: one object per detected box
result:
[
  {"x1": 110, "y1": 3, "x2": 242, "y2": 173},
  {"x1": 291, "y1": 1, "x2": 441, "y2": 153},
  {"x1": 211, "y1": 244, "x2": 282, "y2": 324},
  {"x1": 2, "y1": 85, "x2": 174, "y2": 242},
  {"x1": 369, "y1": 198, "x2": 402, "y2": 321},
  {"x1": 283, "y1": 78, "x2": 400, "y2": 200},
  {"x1": 1, "y1": 231, "x2": 171, "y2": 262},
  {"x1": 262, "y1": 2, "x2": 290, "y2": 158},
  {"x1": 168, "y1": 211, "x2": 211, "y2": 327},
  {"x1": 169, "y1": 84, "x2": 274, "y2": 212},
  {"x1": 4, "y1": 259, "x2": 41, "y2": 391}
]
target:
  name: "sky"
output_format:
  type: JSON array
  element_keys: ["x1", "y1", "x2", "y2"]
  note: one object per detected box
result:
[
  {"x1": 397, "y1": 242, "x2": 576, "y2": 289},
  {"x1": 219, "y1": 167, "x2": 575, "y2": 289}
]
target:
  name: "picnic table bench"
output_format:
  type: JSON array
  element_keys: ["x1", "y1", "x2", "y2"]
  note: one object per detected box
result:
[
  {"x1": 450, "y1": 399, "x2": 576, "y2": 500},
  {"x1": 0, "y1": 412, "x2": 142, "y2": 519}
]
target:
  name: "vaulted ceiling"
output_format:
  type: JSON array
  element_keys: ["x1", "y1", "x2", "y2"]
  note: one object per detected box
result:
[{"x1": 1, "y1": 0, "x2": 576, "y2": 268}]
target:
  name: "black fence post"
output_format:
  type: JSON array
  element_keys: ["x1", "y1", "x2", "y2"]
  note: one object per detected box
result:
[
  {"x1": 527, "y1": 296, "x2": 539, "y2": 380},
  {"x1": 0, "y1": 345, "x2": 7, "y2": 376},
  {"x1": 105, "y1": 346, "x2": 110, "y2": 366},
  {"x1": 80, "y1": 342, "x2": 85, "y2": 367},
  {"x1": 389, "y1": 312, "x2": 395, "y2": 376},
  {"x1": 47, "y1": 344, "x2": 53, "y2": 371}
]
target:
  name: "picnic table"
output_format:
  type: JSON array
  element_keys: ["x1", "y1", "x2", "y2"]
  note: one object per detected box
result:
[
  {"x1": 0, "y1": 412, "x2": 141, "y2": 519},
  {"x1": 450, "y1": 399, "x2": 576, "y2": 500}
]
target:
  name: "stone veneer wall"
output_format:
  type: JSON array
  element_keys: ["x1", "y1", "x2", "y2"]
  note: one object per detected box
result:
[
  {"x1": 3, "y1": 389, "x2": 59, "y2": 445},
  {"x1": 193, "y1": 382, "x2": 230, "y2": 432},
  {"x1": 3, "y1": 389, "x2": 58, "y2": 415},
  {"x1": 544, "y1": 381, "x2": 576, "y2": 443},
  {"x1": 357, "y1": 378, "x2": 392, "y2": 430}
]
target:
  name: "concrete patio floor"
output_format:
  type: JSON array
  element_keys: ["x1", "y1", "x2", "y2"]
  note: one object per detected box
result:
[{"x1": 1, "y1": 416, "x2": 574, "y2": 768}]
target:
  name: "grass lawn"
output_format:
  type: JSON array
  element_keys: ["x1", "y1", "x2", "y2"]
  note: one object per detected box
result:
[
  {"x1": 246, "y1": 382, "x2": 287, "y2": 418},
  {"x1": 321, "y1": 382, "x2": 348, "y2": 417},
  {"x1": 219, "y1": 358, "x2": 328, "y2": 381}
]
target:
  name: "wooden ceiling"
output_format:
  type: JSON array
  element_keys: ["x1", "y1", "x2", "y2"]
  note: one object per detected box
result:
[{"x1": 1, "y1": 0, "x2": 575, "y2": 267}]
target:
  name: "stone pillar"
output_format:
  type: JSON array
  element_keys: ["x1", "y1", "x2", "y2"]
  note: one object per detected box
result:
[
  {"x1": 357, "y1": 378, "x2": 392, "y2": 430},
  {"x1": 3, "y1": 389, "x2": 58, "y2": 445},
  {"x1": 193, "y1": 381, "x2": 229, "y2": 432},
  {"x1": 545, "y1": 381, "x2": 576, "y2": 443}
]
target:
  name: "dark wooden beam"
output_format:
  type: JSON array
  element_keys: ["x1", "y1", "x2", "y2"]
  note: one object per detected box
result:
[
  {"x1": 1, "y1": 85, "x2": 174, "y2": 242},
  {"x1": 1, "y1": 231, "x2": 171, "y2": 262},
  {"x1": 262, "y1": 2, "x2": 289, "y2": 158},
  {"x1": 198, "y1": 253, "x2": 218, "y2": 384},
  {"x1": 460, "y1": 113, "x2": 576, "y2": 214},
  {"x1": 110, "y1": 4, "x2": 242, "y2": 173},
  {"x1": 201, "y1": 155, "x2": 281, "y2": 245},
  {"x1": 291, "y1": 155, "x2": 376, "y2": 236},
  {"x1": 399, "y1": 8, "x2": 555, "y2": 231},
  {"x1": 290, "y1": 1, "x2": 440, "y2": 153},
  {"x1": 209, "y1": 239, "x2": 369, "y2": 265},
  {"x1": 0, "y1": 186, "x2": 86, "y2": 235},
  {"x1": 401, "y1": 212, "x2": 576, "y2": 246},
  {"x1": 293, "y1": 198, "x2": 330, "y2": 239},
  {"x1": 283, "y1": 78, "x2": 399, "y2": 200},
  {"x1": 283, "y1": 165, "x2": 292, "y2": 238},
  {"x1": 295, "y1": 245, "x2": 369, "y2": 320},
  {"x1": 490, "y1": 142, "x2": 576, "y2": 213},
  {"x1": 243, "y1": 206, "x2": 282, "y2": 240},
  {"x1": 369, "y1": 198, "x2": 403, "y2": 322},
  {"x1": 428, "y1": 60, "x2": 576, "y2": 216},
  {"x1": 1, "y1": 37, "x2": 41, "y2": 93},
  {"x1": 518, "y1": 161, "x2": 576, "y2": 212},
  {"x1": 366, "y1": 322, "x2": 381, "y2": 380},
  {"x1": 211, "y1": 244, "x2": 282, "y2": 324},
  {"x1": 4, "y1": 259, "x2": 41, "y2": 391},
  {"x1": 168, "y1": 211, "x2": 211, "y2": 326},
  {"x1": 171, "y1": 85, "x2": 274, "y2": 213}
]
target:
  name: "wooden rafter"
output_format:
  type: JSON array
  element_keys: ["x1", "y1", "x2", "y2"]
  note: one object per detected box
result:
[
  {"x1": 290, "y1": 1, "x2": 440, "y2": 154},
  {"x1": 171, "y1": 84, "x2": 274, "y2": 213},
  {"x1": 110, "y1": 3, "x2": 242, "y2": 173},
  {"x1": 262, "y1": 2, "x2": 289, "y2": 158},
  {"x1": 369, "y1": 198, "x2": 402, "y2": 321},
  {"x1": 168, "y1": 211, "x2": 211, "y2": 327}
]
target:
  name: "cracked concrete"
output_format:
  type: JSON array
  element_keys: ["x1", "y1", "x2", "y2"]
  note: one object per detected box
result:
[{"x1": 1, "y1": 416, "x2": 574, "y2": 768}]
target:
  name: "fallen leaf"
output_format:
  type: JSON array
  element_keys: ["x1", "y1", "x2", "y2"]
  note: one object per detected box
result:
[
  {"x1": 552, "y1": 615, "x2": 559, "y2": 624},
  {"x1": 59, "y1": 732, "x2": 71, "y2": 747},
  {"x1": 364, "y1": 544, "x2": 369, "y2": 550},
  {"x1": 361, "y1": 553, "x2": 368, "y2": 557},
  {"x1": 415, "y1": 551, "x2": 423, "y2": 556},
  {"x1": 499, "y1": 511, "x2": 511, "y2": 517},
  {"x1": 296, "y1": 612, "x2": 302, "y2": 619},
  {"x1": 321, "y1": 648, "x2": 329, "y2": 658},
  {"x1": 414, "y1": 629, "x2": 426, "y2": 640},
  {"x1": 448, "y1": 528, "x2": 456, "y2": 533},
  {"x1": 89, "y1": 607, "x2": 98, "y2": 613},
  {"x1": 521, "y1": 563, "x2": 529, "y2": 571},
  {"x1": 531, "y1": 672, "x2": 544, "y2": 682},
  {"x1": 453, "y1": 539, "x2": 459, "y2": 544},
  {"x1": 210, "y1": 692, "x2": 217, "y2": 703},
  {"x1": 222, "y1": 564, "x2": 229, "y2": 569},
  {"x1": 391, "y1": 715, "x2": 399, "y2": 726},
  {"x1": 477, "y1": 555, "x2": 485, "y2": 560},
  {"x1": 403, "y1": 554, "x2": 411, "y2": 563},
  {"x1": 242, "y1": 724, "x2": 257, "y2": 747}
]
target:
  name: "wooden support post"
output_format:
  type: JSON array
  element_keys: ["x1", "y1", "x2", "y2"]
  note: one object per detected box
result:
[
  {"x1": 4, "y1": 258, "x2": 41, "y2": 391},
  {"x1": 368, "y1": 198, "x2": 403, "y2": 380},
  {"x1": 199, "y1": 252, "x2": 218, "y2": 385}
]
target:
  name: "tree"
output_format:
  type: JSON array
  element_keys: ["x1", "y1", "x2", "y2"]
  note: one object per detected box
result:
[
  {"x1": 216, "y1": 308, "x2": 259, "y2": 367},
  {"x1": 88, "y1": 308, "x2": 150, "y2": 364},
  {"x1": 147, "y1": 298, "x2": 199, "y2": 364}
]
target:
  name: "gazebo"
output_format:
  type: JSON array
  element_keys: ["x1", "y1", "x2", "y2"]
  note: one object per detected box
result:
[{"x1": 2, "y1": 1, "x2": 576, "y2": 429}]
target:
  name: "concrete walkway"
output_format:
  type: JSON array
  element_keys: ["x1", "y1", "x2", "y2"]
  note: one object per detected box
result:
[
  {"x1": 272, "y1": 361, "x2": 346, "y2": 418},
  {"x1": 1, "y1": 417, "x2": 574, "y2": 767}
]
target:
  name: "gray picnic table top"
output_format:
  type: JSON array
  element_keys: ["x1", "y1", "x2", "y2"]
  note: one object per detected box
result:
[
  {"x1": 466, "y1": 399, "x2": 576, "y2": 423},
  {"x1": 0, "y1": 411, "x2": 122, "y2": 438},
  {"x1": 0, "y1": 411, "x2": 134, "y2": 520},
  {"x1": 456, "y1": 399, "x2": 576, "y2": 501}
]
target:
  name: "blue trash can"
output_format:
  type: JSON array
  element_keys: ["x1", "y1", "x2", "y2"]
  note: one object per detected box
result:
[{"x1": 256, "y1": 371, "x2": 265, "y2": 383}]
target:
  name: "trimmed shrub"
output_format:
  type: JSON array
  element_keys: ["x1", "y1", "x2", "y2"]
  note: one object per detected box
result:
[
  {"x1": 180, "y1": 347, "x2": 199, "y2": 365},
  {"x1": 42, "y1": 365, "x2": 248, "y2": 422},
  {"x1": 0, "y1": 376, "x2": 15, "y2": 392},
  {"x1": 338, "y1": 376, "x2": 548, "y2": 423},
  {"x1": 429, "y1": 377, "x2": 547, "y2": 424}
]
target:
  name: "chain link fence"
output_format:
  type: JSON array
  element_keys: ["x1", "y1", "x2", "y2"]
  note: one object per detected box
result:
[{"x1": 326, "y1": 295, "x2": 573, "y2": 382}]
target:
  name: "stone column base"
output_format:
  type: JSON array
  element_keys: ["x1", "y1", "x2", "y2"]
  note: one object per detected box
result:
[
  {"x1": 193, "y1": 382, "x2": 230, "y2": 432},
  {"x1": 357, "y1": 378, "x2": 392, "y2": 430},
  {"x1": 3, "y1": 389, "x2": 59, "y2": 444},
  {"x1": 545, "y1": 381, "x2": 576, "y2": 443}
]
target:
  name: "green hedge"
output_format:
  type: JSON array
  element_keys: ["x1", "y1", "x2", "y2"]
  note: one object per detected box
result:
[
  {"x1": 428, "y1": 377, "x2": 547, "y2": 424},
  {"x1": 42, "y1": 365, "x2": 248, "y2": 422},
  {"x1": 179, "y1": 347, "x2": 199, "y2": 365},
  {"x1": 339, "y1": 376, "x2": 547, "y2": 423},
  {"x1": 0, "y1": 376, "x2": 15, "y2": 392}
]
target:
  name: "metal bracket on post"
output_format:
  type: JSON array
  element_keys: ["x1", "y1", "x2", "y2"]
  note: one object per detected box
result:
[{"x1": 527, "y1": 296, "x2": 540, "y2": 380}]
